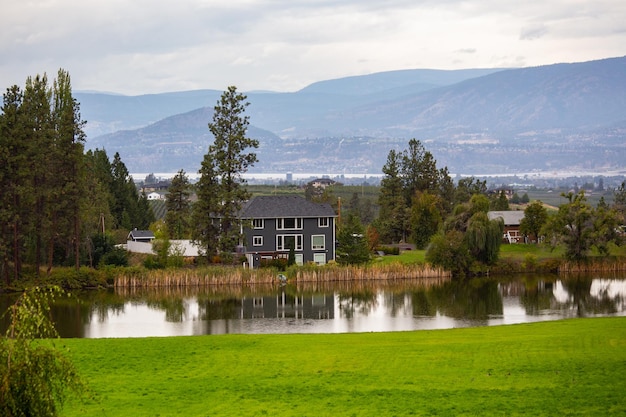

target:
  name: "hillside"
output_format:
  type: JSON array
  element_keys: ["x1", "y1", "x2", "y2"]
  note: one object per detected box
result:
[{"x1": 82, "y1": 57, "x2": 626, "y2": 175}]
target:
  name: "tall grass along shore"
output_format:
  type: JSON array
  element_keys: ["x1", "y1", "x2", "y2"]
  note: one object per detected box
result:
[
  {"x1": 113, "y1": 263, "x2": 451, "y2": 288},
  {"x1": 62, "y1": 317, "x2": 626, "y2": 416}
]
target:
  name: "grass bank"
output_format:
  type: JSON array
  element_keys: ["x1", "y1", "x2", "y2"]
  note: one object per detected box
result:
[{"x1": 62, "y1": 317, "x2": 626, "y2": 416}]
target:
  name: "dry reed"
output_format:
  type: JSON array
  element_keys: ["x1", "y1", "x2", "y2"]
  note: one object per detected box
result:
[
  {"x1": 113, "y1": 263, "x2": 450, "y2": 289},
  {"x1": 559, "y1": 259, "x2": 626, "y2": 274}
]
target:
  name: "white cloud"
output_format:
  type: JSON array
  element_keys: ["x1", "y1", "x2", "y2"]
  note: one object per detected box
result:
[{"x1": 0, "y1": 0, "x2": 624, "y2": 94}]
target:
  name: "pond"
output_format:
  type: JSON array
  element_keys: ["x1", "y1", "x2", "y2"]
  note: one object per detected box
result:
[{"x1": 1, "y1": 273, "x2": 625, "y2": 338}]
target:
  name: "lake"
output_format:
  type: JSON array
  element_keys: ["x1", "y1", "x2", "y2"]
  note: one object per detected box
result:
[{"x1": 1, "y1": 273, "x2": 625, "y2": 338}]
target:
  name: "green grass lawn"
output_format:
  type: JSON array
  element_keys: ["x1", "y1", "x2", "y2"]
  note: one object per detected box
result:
[
  {"x1": 62, "y1": 317, "x2": 626, "y2": 416},
  {"x1": 375, "y1": 242, "x2": 626, "y2": 267}
]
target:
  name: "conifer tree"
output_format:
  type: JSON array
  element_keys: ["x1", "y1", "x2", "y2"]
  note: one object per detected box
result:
[
  {"x1": 49, "y1": 69, "x2": 86, "y2": 271},
  {"x1": 165, "y1": 169, "x2": 192, "y2": 239},
  {"x1": 377, "y1": 149, "x2": 406, "y2": 243},
  {"x1": 0, "y1": 86, "x2": 26, "y2": 283},
  {"x1": 191, "y1": 153, "x2": 221, "y2": 261},
  {"x1": 194, "y1": 86, "x2": 258, "y2": 259}
]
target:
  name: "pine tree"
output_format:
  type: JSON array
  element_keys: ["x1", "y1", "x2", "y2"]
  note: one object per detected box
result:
[
  {"x1": 165, "y1": 169, "x2": 192, "y2": 239},
  {"x1": 49, "y1": 69, "x2": 86, "y2": 271},
  {"x1": 377, "y1": 149, "x2": 406, "y2": 243},
  {"x1": 191, "y1": 153, "x2": 221, "y2": 261},
  {"x1": 336, "y1": 213, "x2": 370, "y2": 265},
  {"x1": 0, "y1": 86, "x2": 26, "y2": 283},
  {"x1": 197, "y1": 86, "x2": 259, "y2": 257},
  {"x1": 22, "y1": 74, "x2": 53, "y2": 275}
]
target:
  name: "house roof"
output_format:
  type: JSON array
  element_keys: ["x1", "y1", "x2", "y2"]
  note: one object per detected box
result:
[
  {"x1": 127, "y1": 229, "x2": 155, "y2": 240},
  {"x1": 240, "y1": 195, "x2": 336, "y2": 219},
  {"x1": 487, "y1": 210, "x2": 525, "y2": 226}
]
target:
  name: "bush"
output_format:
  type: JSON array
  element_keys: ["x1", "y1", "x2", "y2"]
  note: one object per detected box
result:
[
  {"x1": 376, "y1": 246, "x2": 400, "y2": 255},
  {"x1": 260, "y1": 258, "x2": 288, "y2": 271},
  {"x1": 100, "y1": 247, "x2": 129, "y2": 267},
  {"x1": 46, "y1": 267, "x2": 107, "y2": 289}
]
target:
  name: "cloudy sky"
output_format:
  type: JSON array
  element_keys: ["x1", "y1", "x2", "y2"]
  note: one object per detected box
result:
[{"x1": 1, "y1": 0, "x2": 625, "y2": 95}]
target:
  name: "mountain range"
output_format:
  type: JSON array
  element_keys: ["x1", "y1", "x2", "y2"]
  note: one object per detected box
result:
[{"x1": 78, "y1": 56, "x2": 626, "y2": 176}]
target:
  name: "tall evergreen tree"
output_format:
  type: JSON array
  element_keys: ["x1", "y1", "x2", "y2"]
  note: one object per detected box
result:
[
  {"x1": 191, "y1": 153, "x2": 221, "y2": 261},
  {"x1": 454, "y1": 177, "x2": 487, "y2": 205},
  {"x1": 0, "y1": 86, "x2": 26, "y2": 283},
  {"x1": 48, "y1": 69, "x2": 86, "y2": 271},
  {"x1": 201, "y1": 86, "x2": 259, "y2": 256},
  {"x1": 490, "y1": 190, "x2": 510, "y2": 211},
  {"x1": 22, "y1": 74, "x2": 53, "y2": 275},
  {"x1": 165, "y1": 169, "x2": 192, "y2": 239},
  {"x1": 401, "y1": 139, "x2": 440, "y2": 203},
  {"x1": 109, "y1": 152, "x2": 153, "y2": 231},
  {"x1": 377, "y1": 149, "x2": 406, "y2": 243}
]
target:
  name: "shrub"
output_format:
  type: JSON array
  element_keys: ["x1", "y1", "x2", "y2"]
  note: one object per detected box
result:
[
  {"x1": 376, "y1": 246, "x2": 400, "y2": 255},
  {"x1": 100, "y1": 247, "x2": 129, "y2": 267},
  {"x1": 46, "y1": 267, "x2": 107, "y2": 289}
]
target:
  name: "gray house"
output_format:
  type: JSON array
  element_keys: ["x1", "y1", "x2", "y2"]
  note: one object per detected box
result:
[{"x1": 239, "y1": 195, "x2": 337, "y2": 267}]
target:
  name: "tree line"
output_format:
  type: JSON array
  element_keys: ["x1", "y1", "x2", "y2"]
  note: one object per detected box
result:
[
  {"x1": 325, "y1": 139, "x2": 625, "y2": 273},
  {"x1": 3, "y1": 70, "x2": 623, "y2": 282},
  {"x1": 0, "y1": 70, "x2": 154, "y2": 285}
]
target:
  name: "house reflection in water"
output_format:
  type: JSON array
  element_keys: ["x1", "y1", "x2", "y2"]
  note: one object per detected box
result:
[{"x1": 241, "y1": 293, "x2": 334, "y2": 320}]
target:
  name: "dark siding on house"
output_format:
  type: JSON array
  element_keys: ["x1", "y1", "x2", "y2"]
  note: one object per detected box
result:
[{"x1": 240, "y1": 196, "x2": 336, "y2": 265}]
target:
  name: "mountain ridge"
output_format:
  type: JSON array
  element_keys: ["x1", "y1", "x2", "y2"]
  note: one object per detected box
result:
[{"x1": 82, "y1": 56, "x2": 626, "y2": 175}]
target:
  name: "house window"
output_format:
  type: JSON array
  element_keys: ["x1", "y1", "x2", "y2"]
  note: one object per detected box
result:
[
  {"x1": 295, "y1": 254, "x2": 303, "y2": 266},
  {"x1": 277, "y1": 218, "x2": 302, "y2": 230},
  {"x1": 253, "y1": 219, "x2": 264, "y2": 229},
  {"x1": 313, "y1": 253, "x2": 326, "y2": 265},
  {"x1": 312, "y1": 235, "x2": 325, "y2": 250},
  {"x1": 318, "y1": 217, "x2": 329, "y2": 227},
  {"x1": 277, "y1": 234, "x2": 302, "y2": 251},
  {"x1": 253, "y1": 236, "x2": 263, "y2": 246}
]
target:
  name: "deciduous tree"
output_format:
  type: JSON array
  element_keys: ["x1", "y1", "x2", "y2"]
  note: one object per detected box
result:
[{"x1": 519, "y1": 201, "x2": 548, "y2": 243}]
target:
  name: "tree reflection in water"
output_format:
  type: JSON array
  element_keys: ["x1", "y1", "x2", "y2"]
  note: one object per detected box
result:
[{"x1": 1, "y1": 274, "x2": 624, "y2": 338}]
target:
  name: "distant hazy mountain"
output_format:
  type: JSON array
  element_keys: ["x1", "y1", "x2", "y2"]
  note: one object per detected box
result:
[
  {"x1": 76, "y1": 68, "x2": 502, "y2": 138},
  {"x1": 82, "y1": 57, "x2": 626, "y2": 175}
]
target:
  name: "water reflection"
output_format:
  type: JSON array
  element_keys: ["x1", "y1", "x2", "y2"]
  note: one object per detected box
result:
[{"x1": 1, "y1": 274, "x2": 624, "y2": 338}]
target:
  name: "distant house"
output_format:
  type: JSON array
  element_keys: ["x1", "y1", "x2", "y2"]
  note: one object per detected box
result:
[
  {"x1": 141, "y1": 180, "x2": 171, "y2": 193},
  {"x1": 127, "y1": 229, "x2": 155, "y2": 242},
  {"x1": 239, "y1": 195, "x2": 337, "y2": 267},
  {"x1": 487, "y1": 211, "x2": 526, "y2": 243},
  {"x1": 308, "y1": 178, "x2": 337, "y2": 189},
  {"x1": 147, "y1": 192, "x2": 163, "y2": 200},
  {"x1": 125, "y1": 229, "x2": 200, "y2": 256}
]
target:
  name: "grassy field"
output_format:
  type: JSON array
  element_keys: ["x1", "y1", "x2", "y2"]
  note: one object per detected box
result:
[
  {"x1": 376, "y1": 243, "x2": 626, "y2": 267},
  {"x1": 61, "y1": 317, "x2": 626, "y2": 416}
]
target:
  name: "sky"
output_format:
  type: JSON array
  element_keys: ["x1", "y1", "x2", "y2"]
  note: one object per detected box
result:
[{"x1": 1, "y1": 0, "x2": 625, "y2": 96}]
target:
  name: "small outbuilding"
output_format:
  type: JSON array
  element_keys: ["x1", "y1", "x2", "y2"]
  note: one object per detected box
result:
[{"x1": 127, "y1": 229, "x2": 156, "y2": 243}]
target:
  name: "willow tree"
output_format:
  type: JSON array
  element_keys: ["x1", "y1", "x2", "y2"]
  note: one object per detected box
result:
[
  {"x1": 427, "y1": 194, "x2": 503, "y2": 276},
  {"x1": 194, "y1": 86, "x2": 258, "y2": 260},
  {"x1": 0, "y1": 287, "x2": 86, "y2": 416}
]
